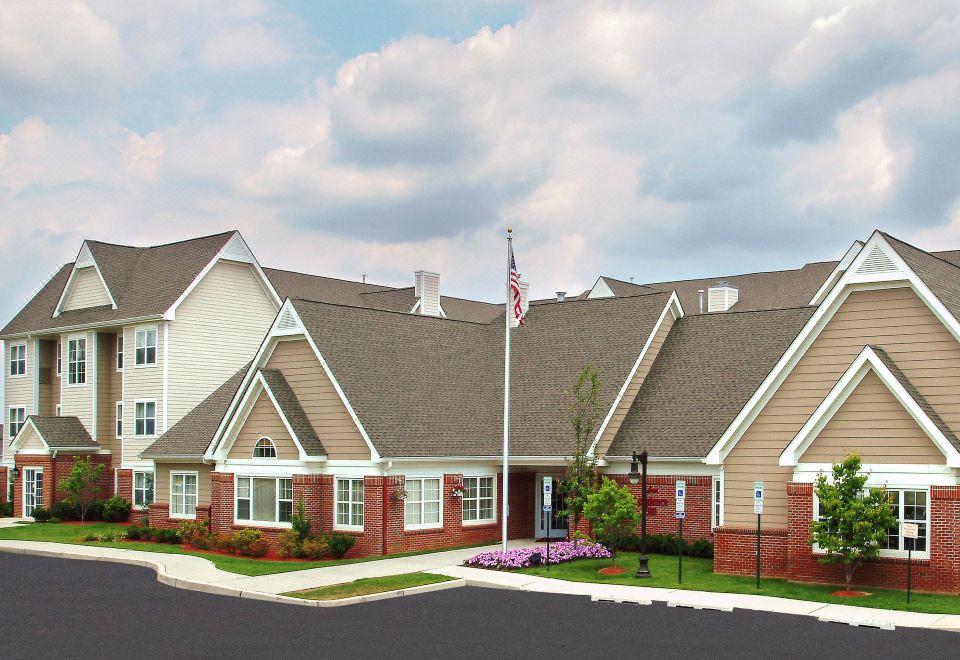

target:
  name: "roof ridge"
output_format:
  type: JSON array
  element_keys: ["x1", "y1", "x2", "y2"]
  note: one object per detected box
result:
[
  {"x1": 642, "y1": 260, "x2": 837, "y2": 288},
  {"x1": 681, "y1": 304, "x2": 816, "y2": 320},
  {"x1": 881, "y1": 231, "x2": 960, "y2": 274},
  {"x1": 86, "y1": 230, "x2": 236, "y2": 251},
  {"x1": 290, "y1": 297, "x2": 495, "y2": 327},
  {"x1": 264, "y1": 265, "x2": 396, "y2": 291}
]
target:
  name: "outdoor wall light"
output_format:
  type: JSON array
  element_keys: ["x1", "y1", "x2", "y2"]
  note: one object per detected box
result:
[{"x1": 632, "y1": 450, "x2": 651, "y2": 578}]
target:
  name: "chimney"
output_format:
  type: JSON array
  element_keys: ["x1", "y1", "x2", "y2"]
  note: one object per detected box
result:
[
  {"x1": 707, "y1": 282, "x2": 739, "y2": 313},
  {"x1": 414, "y1": 270, "x2": 441, "y2": 317},
  {"x1": 511, "y1": 280, "x2": 530, "y2": 328},
  {"x1": 556, "y1": 291, "x2": 566, "y2": 303},
  {"x1": 698, "y1": 289, "x2": 705, "y2": 314}
]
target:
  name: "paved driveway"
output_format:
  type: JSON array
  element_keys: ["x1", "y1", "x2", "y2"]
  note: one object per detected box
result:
[{"x1": 0, "y1": 553, "x2": 956, "y2": 659}]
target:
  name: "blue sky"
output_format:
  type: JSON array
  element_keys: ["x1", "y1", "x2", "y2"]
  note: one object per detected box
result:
[{"x1": 1, "y1": 1, "x2": 959, "y2": 322}]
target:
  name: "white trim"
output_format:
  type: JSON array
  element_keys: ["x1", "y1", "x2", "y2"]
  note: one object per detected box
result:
[
  {"x1": 256, "y1": 373, "x2": 310, "y2": 461},
  {"x1": 133, "y1": 325, "x2": 158, "y2": 368},
  {"x1": 253, "y1": 436, "x2": 278, "y2": 459},
  {"x1": 711, "y1": 473, "x2": 723, "y2": 528},
  {"x1": 590, "y1": 291, "x2": 683, "y2": 456},
  {"x1": 7, "y1": 342, "x2": 26, "y2": 379},
  {"x1": 793, "y1": 462, "x2": 959, "y2": 486},
  {"x1": 65, "y1": 334, "x2": 88, "y2": 387},
  {"x1": 460, "y1": 475, "x2": 496, "y2": 526},
  {"x1": 403, "y1": 476, "x2": 444, "y2": 530},
  {"x1": 809, "y1": 240, "x2": 865, "y2": 305},
  {"x1": 116, "y1": 334, "x2": 123, "y2": 372},
  {"x1": 7, "y1": 405, "x2": 27, "y2": 443},
  {"x1": 23, "y1": 466, "x2": 44, "y2": 516},
  {"x1": 333, "y1": 477, "x2": 365, "y2": 532},
  {"x1": 162, "y1": 323, "x2": 168, "y2": 433},
  {"x1": 133, "y1": 399, "x2": 158, "y2": 439},
  {"x1": 779, "y1": 345, "x2": 960, "y2": 468},
  {"x1": 53, "y1": 242, "x2": 118, "y2": 317},
  {"x1": 707, "y1": 231, "x2": 960, "y2": 465},
  {"x1": 233, "y1": 474, "x2": 293, "y2": 529},
  {"x1": 169, "y1": 470, "x2": 199, "y2": 520},
  {"x1": 32, "y1": 339, "x2": 39, "y2": 414},
  {"x1": 115, "y1": 401, "x2": 124, "y2": 439},
  {"x1": 586, "y1": 277, "x2": 615, "y2": 299},
  {"x1": 90, "y1": 332, "x2": 97, "y2": 440},
  {"x1": 1, "y1": 315, "x2": 164, "y2": 341},
  {"x1": 132, "y1": 469, "x2": 155, "y2": 510}
]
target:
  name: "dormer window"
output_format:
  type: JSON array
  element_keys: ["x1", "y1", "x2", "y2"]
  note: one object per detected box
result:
[{"x1": 253, "y1": 437, "x2": 278, "y2": 459}]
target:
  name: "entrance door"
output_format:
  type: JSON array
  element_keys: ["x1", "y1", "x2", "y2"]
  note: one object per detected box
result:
[
  {"x1": 24, "y1": 468, "x2": 43, "y2": 517},
  {"x1": 535, "y1": 474, "x2": 569, "y2": 539}
]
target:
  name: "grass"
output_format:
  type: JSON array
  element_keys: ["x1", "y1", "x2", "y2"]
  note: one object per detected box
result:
[
  {"x1": 285, "y1": 572, "x2": 456, "y2": 600},
  {"x1": 0, "y1": 522, "x2": 490, "y2": 577},
  {"x1": 518, "y1": 551, "x2": 960, "y2": 615}
]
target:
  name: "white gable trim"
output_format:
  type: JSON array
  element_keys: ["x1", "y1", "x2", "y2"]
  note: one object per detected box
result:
[
  {"x1": 587, "y1": 277, "x2": 615, "y2": 299},
  {"x1": 779, "y1": 346, "x2": 960, "y2": 468},
  {"x1": 707, "y1": 231, "x2": 960, "y2": 465},
  {"x1": 809, "y1": 240, "x2": 864, "y2": 305},
  {"x1": 589, "y1": 291, "x2": 684, "y2": 457},
  {"x1": 53, "y1": 242, "x2": 118, "y2": 317},
  {"x1": 9, "y1": 418, "x2": 49, "y2": 452},
  {"x1": 163, "y1": 231, "x2": 281, "y2": 320}
]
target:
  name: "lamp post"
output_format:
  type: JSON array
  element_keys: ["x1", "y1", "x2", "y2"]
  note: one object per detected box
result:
[{"x1": 628, "y1": 450, "x2": 651, "y2": 578}]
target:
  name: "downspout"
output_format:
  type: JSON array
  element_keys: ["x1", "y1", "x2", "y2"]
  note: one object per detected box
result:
[
  {"x1": 51, "y1": 449, "x2": 57, "y2": 509},
  {"x1": 381, "y1": 460, "x2": 392, "y2": 556}
]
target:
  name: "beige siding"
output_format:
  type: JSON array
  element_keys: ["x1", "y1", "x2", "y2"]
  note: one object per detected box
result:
[
  {"x1": 166, "y1": 260, "x2": 278, "y2": 428},
  {"x1": 596, "y1": 311, "x2": 675, "y2": 457},
  {"x1": 228, "y1": 391, "x2": 300, "y2": 460},
  {"x1": 38, "y1": 340, "x2": 55, "y2": 416},
  {"x1": 6, "y1": 339, "x2": 34, "y2": 421},
  {"x1": 60, "y1": 332, "x2": 95, "y2": 434},
  {"x1": 122, "y1": 323, "x2": 164, "y2": 465},
  {"x1": 18, "y1": 425, "x2": 46, "y2": 452},
  {"x1": 53, "y1": 336, "x2": 61, "y2": 410},
  {"x1": 265, "y1": 339, "x2": 370, "y2": 460},
  {"x1": 725, "y1": 287, "x2": 960, "y2": 527},
  {"x1": 800, "y1": 371, "x2": 945, "y2": 465},
  {"x1": 96, "y1": 333, "x2": 118, "y2": 455},
  {"x1": 62, "y1": 267, "x2": 112, "y2": 311},
  {"x1": 155, "y1": 462, "x2": 212, "y2": 506}
]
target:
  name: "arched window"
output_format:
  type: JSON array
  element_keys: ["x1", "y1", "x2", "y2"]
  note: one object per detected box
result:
[{"x1": 253, "y1": 437, "x2": 277, "y2": 459}]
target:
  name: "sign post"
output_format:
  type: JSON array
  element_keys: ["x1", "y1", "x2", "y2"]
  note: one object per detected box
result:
[
  {"x1": 675, "y1": 480, "x2": 686, "y2": 584},
  {"x1": 754, "y1": 481, "x2": 764, "y2": 589},
  {"x1": 543, "y1": 477, "x2": 553, "y2": 571},
  {"x1": 903, "y1": 522, "x2": 918, "y2": 603}
]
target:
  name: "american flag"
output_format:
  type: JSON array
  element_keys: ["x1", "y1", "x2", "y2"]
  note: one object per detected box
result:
[{"x1": 510, "y1": 247, "x2": 524, "y2": 326}]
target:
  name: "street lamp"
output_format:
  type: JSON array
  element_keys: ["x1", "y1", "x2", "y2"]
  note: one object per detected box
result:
[{"x1": 629, "y1": 450, "x2": 651, "y2": 578}]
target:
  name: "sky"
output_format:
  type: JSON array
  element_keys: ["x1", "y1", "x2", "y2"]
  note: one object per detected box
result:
[{"x1": 1, "y1": 0, "x2": 959, "y2": 322}]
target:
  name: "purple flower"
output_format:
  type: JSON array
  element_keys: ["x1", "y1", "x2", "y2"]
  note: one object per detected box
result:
[{"x1": 465, "y1": 541, "x2": 612, "y2": 569}]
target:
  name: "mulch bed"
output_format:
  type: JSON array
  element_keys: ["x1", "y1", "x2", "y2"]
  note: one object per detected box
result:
[
  {"x1": 831, "y1": 590, "x2": 870, "y2": 597},
  {"x1": 599, "y1": 567, "x2": 627, "y2": 575}
]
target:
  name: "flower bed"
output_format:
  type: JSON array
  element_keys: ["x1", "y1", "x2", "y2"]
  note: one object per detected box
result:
[{"x1": 465, "y1": 541, "x2": 612, "y2": 569}]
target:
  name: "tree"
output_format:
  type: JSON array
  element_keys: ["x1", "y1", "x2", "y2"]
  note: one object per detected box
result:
[
  {"x1": 560, "y1": 365, "x2": 602, "y2": 546},
  {"x1": 58, "y1": 457, "x2": 106, "y2": 522},
  {"x1": 810, "y1": 454, "x2": 899, "y2": 586},
  {"x1": 583, "y1": 478, "x2": 642, "y2": 563}
]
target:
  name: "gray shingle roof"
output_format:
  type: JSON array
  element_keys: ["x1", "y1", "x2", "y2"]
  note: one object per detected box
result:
[
  {"x1": 27, "y1": 416, "x2": 98, "y2": 450},
  {"x1": 258, "y1": 368, "x2": 326, "y2": 456},
  {"x1": 141, "y1": 366, "x2": 248, "y2": 458},
  {"x1": 608, "y1": 306, "x2": 816, "y2": 458},
  {"x1": 883, "y1": 233, "x2": 960, "y2": 327},
  {"x1": 1, "y1": 232, "x2": 235, "y2": 338}
]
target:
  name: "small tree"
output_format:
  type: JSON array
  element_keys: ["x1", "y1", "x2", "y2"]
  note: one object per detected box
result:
[
  {"x1": 560, "y1": 365, "x2": 602, "y2": 546},
  {"x1": 583, "y1": 478, "x2": 642, "y2": 564},
  {"x1": 810, "y1": 454, "x2": 898, "y2": 586},
  {"x1": 58, "y1": 457, "x2": 105, "y2": 522}
]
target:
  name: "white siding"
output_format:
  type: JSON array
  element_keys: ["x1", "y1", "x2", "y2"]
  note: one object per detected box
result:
[
  {"x1": 5, "y1": 340, "x2": 33, "y2": 426},
  {"x1": 166, "y1": 260, "x2": 278, "y2": 427},
  {"x1": 62, "y1": 267, "x2": 112, "y2": 311},
  {"x1": 122, "y1": 323, "x2": 164, "y2": 465},
  {"x1": 60, "y1": 332, "x2": 95, "y2": 434}
]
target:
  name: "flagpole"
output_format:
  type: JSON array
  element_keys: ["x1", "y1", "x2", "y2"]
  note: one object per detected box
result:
[{"x1": 502, "y1": 228, "x2": 512, "y2": 552}]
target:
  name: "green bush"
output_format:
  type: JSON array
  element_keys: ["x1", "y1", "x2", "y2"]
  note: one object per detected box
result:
[
  {"x1": 247, "y1": 540, "x2": 270, "y2": 558},
  {"x1": 85, "y1": 500, "x2": 105, "y2": 521},
  {"x1": 326, "y1": 533, "x2": 356, "y2": 558},
  {"x1": 178, "y1": 520, "x2": 213, "y2": 548},
  {"x1": 82, "y1": 534, "x2": 98, "y2": 542},
  {"x1": 301, "y1": 538, "x2": 328, "y2": 559},
  {"x1": 48, "y1": 517, "x2": 63, "y2": 524},
  {"x1": 0, "y1": 501, "x2": 12, "y2": 517},
  {"x1": 277, "y1": 529, "x2": 299, "y2": 558},
  {"x1": 51, "y1": 500, "x2": 80, "y2": 521},
  {"x1": 291, "y1": 497, "x2": 312, "y2": 544},
  {"x1": 138, "y1": 526, "x2": 154, "y2": 541},
  {"x1": 102, "y1": 496, "x2": 131, "y2": 522},
  {"x1": 31, "y1": 507, "x2": 52, "y2": 522},
  {"x1": 139, "y1": 516, "x2": 150, "y2": 527},
  {"x1": 618, "y1": 533, "x2": 714, "y2": 558},
  {"x1": 126, "y1": 526, "x2": 142, "y2": 540},
  {"x1": 154, "y1": 528, "x2": 181, "y2": 544},
  {"x1": 228, "y1": 529, "x2": 264, "y2": 555}
]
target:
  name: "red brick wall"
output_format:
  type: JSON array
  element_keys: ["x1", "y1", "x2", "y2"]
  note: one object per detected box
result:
[
  {"x1": 210, "y1": 472, "x2": 234, "y2": 536},
  {"x1": 13, "y1": 454, "x2": 113, "y2": 517},
  {"x1": 148, "y1": 502, "x2": 210, "y2": 529},
  {"x1": 607, "y1": 474, "x2": 713, "y2": 541},
  {"x1": 0, "y1": 466, "x2": 7, "y2": 505},
  {"x1": 714, "y1": 526, "x2": 788, "y2": 577}
]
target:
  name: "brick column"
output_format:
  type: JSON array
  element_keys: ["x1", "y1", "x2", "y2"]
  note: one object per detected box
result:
[
  {"x1": 930, "y1": 486, "x2": 960, "y2": 594},
  {"x1": 210, "y1": 472, "x2": 234, "y2": 535},
  {"x1": 0, "y1": 466, "x2": 7, "y2": 504},
  {"x1": 293, "y1": 474, "x2": 325, "y2": 536}
]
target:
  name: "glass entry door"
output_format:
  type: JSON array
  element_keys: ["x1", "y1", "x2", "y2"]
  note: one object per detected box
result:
[
  {"x1": 24, "y1": 468, "x2": 43, "y2": 517},
  {"x1": 535, "y1": 474, "x2": 569, "y2": 539}
]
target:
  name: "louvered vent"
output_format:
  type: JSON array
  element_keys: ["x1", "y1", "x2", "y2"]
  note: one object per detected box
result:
[
  {"x1": 707, "y1": 284, "x2": 739, "y2": 313},
  {"x1": 856, "y1": 244, "x2": 898, "y2": 274},
  {"x1": 276, "y1": 307, "x2": 300, "y2": 331}
]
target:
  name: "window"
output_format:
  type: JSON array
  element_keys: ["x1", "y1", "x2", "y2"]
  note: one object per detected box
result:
[
  {"x1": 462, "y1": 476, "x2": 495, "y2": 524},
  {"x1": 235, "y1": 477, "x2": 293, "y2": 525},
  {"x1": 405, "y1": 478, "x2": 442, "y2": 529},
  {"x1": 134, "y1": 471, "x2": 154, "y2": 508},
  {"x1": 56, "y1": 342, "x2": 61, "y2": 376},
  {"x1": 134, "y1": 401, "x2": 156, "y2": 436},
  {"x1": 815, "y1": 487, "x2": 929, "y2": 556},
  {"x1": 8, "y1": 407, "x2": 26, "y2": 438},
  {"x1": 116, "y1": 401, "x2": 123, "y2": 438},
  {"x1": 253, "y1": 437, "x2": 277, "y2": 458},
  {"x1": 712, "y1": 477, "x2": 722, "y2": 528},
  {"x1": 116, "y1": 335, "x2": 123, "y2": 371},
  {"x1": 9, "y1": 343, "x2": 25, "y2": 376},
  {"x1": 335, "y1": 478, "x2": 364, "y2": 530},
  {"x1": 135, "y1": 328, "x2": 157, "y2": 366},
  {"x1": 67, "y1": 337, "x2": 86, "y2": 385},
  {"x1": 170, "y1": 472, "x2": 198, "y2": 518}
]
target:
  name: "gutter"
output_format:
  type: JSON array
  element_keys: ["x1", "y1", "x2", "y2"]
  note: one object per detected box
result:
[{"x1": 0, "y1": 314, "x2": 165, "y2": 341}]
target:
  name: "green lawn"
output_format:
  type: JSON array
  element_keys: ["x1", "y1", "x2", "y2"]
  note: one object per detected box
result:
[
  {"x1": 0, "y1": 522, "x2": 489, "y2": 577},
  {"x1": 518, "y1": 552, "x2": 960, "y2": 615},
  {"x1": 286, "y1": 572, "x2": 456, "y2": 600}
]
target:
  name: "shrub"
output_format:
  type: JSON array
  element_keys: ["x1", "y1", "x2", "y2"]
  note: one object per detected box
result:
[
  {"x1": 247, "y1": 540, "x2": 270, "y2": 558},
  {"x1": 139, "y1": 516, "x2": 150, "y2": 527},
  {"x1": 291, "y1": 497, "x2": 312, "y2": 544},
  {"x1": 277, "y1": 529, "x2": 299, "y2": 558},
  {"x1": 31, "y1": 507, "x2": 52, "y2": 522},
  {"x1": 126, "y1": 526, "x2": 142, "y2": 540},
  {"x1": 51, "y1": 500, "x2": 80, "y2": 521},
  {"x1": 82, "y1": 534, "x2": 98, "y2": 542},
  {"x1": 326, "y1": 533, "x2": 357, "y2": 558},
  {"x1": 48, "y1": 517, "x2": 63, "y2": 524},
  {"x1": 301, "y1": 538, "x2": 328, "y2": 559},
  {"x1": 154, "y1": 528, "x2": 181, "y2": 544},
  {"x1": 583, "y1": 478, "x2": 641, "y2": 561},
  {"x1": 178, "y1": 520, "x2": 212, "y2": 548},
  {"x1": 86, "y1": 500, "x2": 105, "y2": 521},
  {"x1": 138, "y1": 527, "x2": 154, "y2": 541},
  {"x1": 102, "y1": 496, "x2": 132, "y2": 522},
  {"x1": 617, "y1": 533, "x2": 714, "y2": 558},
  {"x1": 0, "y1": 501, "x2": 13, "y2": 517},
  {"x1": 57, "y1": 457, "x2": 106, "y2": 521},
  {"x1": 228, "y1": 529, "x2": 263, "y2": 555}
]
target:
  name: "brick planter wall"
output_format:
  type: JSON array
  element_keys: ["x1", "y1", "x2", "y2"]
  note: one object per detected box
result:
[
  {"x1": 714, "y1": 526, "x2": 788, "y2": 577},
  {"x1": 608, "y1": 474, "x2": 713, "y2": 541},
  {"x1": 148, "y1": 502, "x2": 210, "y2": 529}
]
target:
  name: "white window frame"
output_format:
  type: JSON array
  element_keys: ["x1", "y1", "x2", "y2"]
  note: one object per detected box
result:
[
  {"x1": 116, "y1": 335, "x2": 124, "y2": 371},
  {"x1": 66, "y1": 335, "x2": 87, "y2": 386},
  {"x1": 461, "y1": 475, "x2": 496, "y2": 525},
  {"x1": 813, "y1": 486, "x2": 930, "y2": 560},
  {"x1": 334, "y1": 477, "x2": 365, "y2": 531},
  {"x1": 234, "y1": 476, "x2": 293, "y2": 528},
  {"x1": 404, "y1": 477, "x2": 443, "y2": 530},
  {"x1": 9, "y1": 343, "x2": 26, "y2": 377},
  {"x1": 133, "y1": 470, "x2": 155, "y2": 509},
  {"x1": 252, "y1": 437, "x2": 278, "y2": 459},
  {"x1": 56, "y1": 341, "x2": 62, "y2": 377},
  {"x1": 170, "y1": 471, "x2": 198, "y2": 519},
  {"x1": 712, "y1": 476, "x2": 723, "y2": 528},
  {"x1": 23, "y1": 466, "x2": 43, "y2": 517},
  {"x1": 135, "y1": 326, "x2": 158, "y2": 367},
  {"x1": 116, "y1": 401, "x2": 124, "y2": 438},
  {"x1": 8, "y1": 406, "x2": 26, "y2": 438},
  {"x1": 134, "y1": 400, "x2": 157, "y2": 437}
]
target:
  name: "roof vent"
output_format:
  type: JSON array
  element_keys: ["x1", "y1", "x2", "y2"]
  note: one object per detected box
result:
[
  {"x1": 414, "y1": 270, "x2": 441, "y2": 317},
  {"x1": 856, "y1": 244, "x2": 898, "y2": 275},
  {"x1": 276, "y1": 307, "x2": 300, "y2": 332},
  {"x1": 707, "y1": 282, "x2": 739, "y2": 313},
  {"x1": 556, "y1": 291, "x2": 566, "y2": 303}
]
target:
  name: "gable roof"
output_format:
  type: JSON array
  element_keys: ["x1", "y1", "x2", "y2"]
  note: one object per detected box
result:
[
  {"x1": 1, "y1": 232, "x2": 237, "y2": 338},
  {"x1": 607, "y1": 306, "x2": 816, "y2": 458},
  {"x1": 258, "y1": 368, "x2": 326, "y2": 456},
  {"x1": 13, "y1": 416, "x2": 98, "y2": 451},
  {"x1": 141, "y1": 365, "x2": 248, "y2": 458},
  {"x1": 882, "y1": 233, "x2": 960, "y2": 329}
]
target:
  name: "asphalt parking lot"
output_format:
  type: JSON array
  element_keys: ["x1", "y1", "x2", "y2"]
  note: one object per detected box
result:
[{"x1": 0, "y1": 553, "x2": 957, "y2": 659}]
